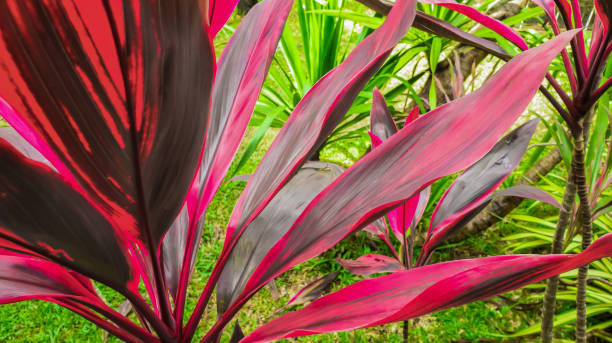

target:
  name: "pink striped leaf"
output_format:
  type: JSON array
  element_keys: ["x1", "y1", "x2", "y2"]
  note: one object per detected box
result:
[
  {"x1": 419, "y1": 0, "x2": 529, "y2": 50},
  {"x1": 0, "y1": 251, "x2": 95, "y2": 305},
  {"x1": 336, "y1": 254, "x2": 404, "y2": 276},
  {"x1": 162, "y1": 0, "x2": 291, "y2": 301},
  {"x1": 359, "y1": 2, "x2": 511, "y2": 59},
  {"x1": 0, "y1": 1, "x2": 214, "y2": 248},
  {"x1": 0, "y1": 140, "x2": 136, "y2": 293},
  {"x1": 216, "y1": 162, "x2": 344, "y2": 315},
  {"x1": 369, "y1": 90, "x2": 424, "y2": 241},
  {"x1": 422, "y1": 119, "x2": 540, "y2": 257},
  {"x1": 595, "y1": 0, "x2": 611, "y2": 31},
  {"x1": 239, "y1": 31, "x2": 577, "y2": 302},
  {"x1": 222, "y1": 0, "x2": 417, "y2": 251},
  {"x1": 242, "y1": 233, "x2": 612, "y2": 343}
]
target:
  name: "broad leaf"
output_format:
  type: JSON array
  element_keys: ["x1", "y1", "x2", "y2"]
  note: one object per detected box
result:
[
  {"x1": 355, "y1": 1, "x2": 510, "y2": 59},
  {"x1": 241, "y1": 31, "x2": 578, "y2": 300},
  {"x1": 222, "y1": 0, "x2": 418, "y2": 252},
  {"x1": 242, "y1": 234, "x2": 612, "y2": 343},
  {"x1": 419, "y1": 0, "x2": 529, "y2": 50},
  {"x1": 0, "y1": 1, "x2": 214, "y2": 248},
  {"x1": 0, "y1": 251, "x2": 93, "y2": 305},
  {"x1": 216, "y1": 162, "x2": 344, "y2": 315},
  {"x1": 422, "y1": 119, "x2": 540, "y2": 256},
  {"x1": 0, "y1": 141, "x2": 136, "y2": 293},
  {"x1": 162, "y1": 0, "x2": 291, "y2": 301}
]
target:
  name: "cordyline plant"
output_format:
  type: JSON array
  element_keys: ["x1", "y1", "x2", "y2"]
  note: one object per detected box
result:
[{"x1": 0, "y1": 0, "x2": 610, "y2": 342}]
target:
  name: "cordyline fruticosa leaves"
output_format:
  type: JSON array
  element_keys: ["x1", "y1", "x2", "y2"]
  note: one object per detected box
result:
[
  {"x1": 243, "y1": 234, "x2": 612, "y2": 343},
  {"x1": 0, "y1": 0, "x2": 608, "y2": 342}
]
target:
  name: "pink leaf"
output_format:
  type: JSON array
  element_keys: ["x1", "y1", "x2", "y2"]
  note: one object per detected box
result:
[
  {"x1": 337, "y1": 254, "x2": 404, "y2": 276},
  {"x1": 241, "y1": 30, "x2": 578, "y2": 302},
  {"x1": 242, "y1": 234, "x2": 612, "y2": 342}
]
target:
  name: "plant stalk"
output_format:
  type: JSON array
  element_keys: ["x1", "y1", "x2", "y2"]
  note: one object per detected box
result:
[
  {"x1": 540, "y1": 156, "x2": 576, "y2": 343},
  {"x1": 572, "y1": 129, "x2": 592, "y2": 343}
]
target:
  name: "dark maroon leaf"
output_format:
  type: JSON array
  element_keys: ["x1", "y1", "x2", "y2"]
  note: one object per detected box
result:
[
  {"x1": 370, "y1": 88, "x2": 398, "y2": 141},
  {"x1": 230, "y1": 320, "x2": 245, "y2": 343},
  {"x1": 0, "y1": 251, "x2": 93, "y2": 305},
  {"x1": 222, "y1": 0, "x2": 418, "y2": 251},
  {"x1": 422, "y1": 119, "x2": 540, "y2": 256},
  {"x1": 163, "y1": 0, "x2": 292, "y2": 301},
  {"x1": 336, "y1": 255, "x2": 404, "y2": 276},
  {"x1": 0, "y1": 1, "x2": 214, "y2": 248},
  {"x1": 355, "y1": 1, "x2": 510, "y2": 59},
  {"x1": 286, "y1": 272, "x2": 339, "y2": 306},
  {"x1": 242, "y1": 233, "x2": 612, "y2": 343},
  {"x1": 240, "y1": 31, "x2": 577, "y2": 300},
  {"x1": 216, "y1": 162, "x2": 344, "y2": 315},
  {"x1": 0, "y1": 140, "x2": 136, "y2": 293}
]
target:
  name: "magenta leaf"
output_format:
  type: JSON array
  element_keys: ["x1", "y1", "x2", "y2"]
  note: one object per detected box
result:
[
  {"x1": 360, "y1": 1, "x2": 511, "y2": 59},
  {"x1": 242, "y1": 234, "x2": 612, "y2": 343},
  {"x1": 0, "y1": 251, "x2": 94, "y2": 305},
  {"x1": 419, "y1": 0, "x2": 529, "y2": 50},
  {"x1": 336, "y1": 254, "x2": 404, "y2": 276},
  {"x1": 369, "y1": 92, "x2": 426, "y2": 241},
  {"x1": 0, "y1": 1, "x2": 215, "y2": 247},
  {"x1": 194, "y1": 0, "x2": 293, "y2": 225},
  {"x1": 221, "y1": 0, "x2": 417, "y2": 261},
  {"x1": 413, "y1": 12, "x2": 511, "y2": 59},
  {"x1": 422, "y1": 119, "x2": 539, "y2": 257},
  {"x1": 240, "y1": 31, "x2": 577, "y2": 301},
  {"x1": 162, "y1": 0, "x2": 291, "y2": 302},
  {"x1": 595, "y1": 0, "x2": 611, "y2": 31},
  {"x1": 0, "y1": 141, "x2": 136, "y2": 293},
  {"x1": 208, "y1": 0, "x2": 240, "y2": 39},
  {"x1": 216, "y1": 162, "x2": 344, "y2": 315}
]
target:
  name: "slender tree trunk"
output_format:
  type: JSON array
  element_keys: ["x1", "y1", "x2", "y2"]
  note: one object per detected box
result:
[
  {"x1": 572, "y1": 129, "x2": 592, "y2": 343},
  {"x1": 540, "y1": 161, "x2": 576, "y2": 343}
]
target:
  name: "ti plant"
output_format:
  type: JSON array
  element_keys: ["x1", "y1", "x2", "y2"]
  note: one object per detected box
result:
[{"x1": 0, "y1": 1, "x2": 610, "y2": 343}]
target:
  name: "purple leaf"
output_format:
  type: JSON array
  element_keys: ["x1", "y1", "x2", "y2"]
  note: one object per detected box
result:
[
  {"x1": 221, "y1": 0, "x2": 418, "y2": 254},
  {"x1": 162, "y1": 0, "x2": 291, "y2": 302},
  {"x1": 242, "y1": 234, "x2": 612, "y2": 343},
  {"x1": 0, "y1": 251, "x2": 94, "y2": 305},
  {"x1": 419, "y1": 0, "x2": 529, "y2": 50},
  {"x1": 216, "y1": 162, "x2": 344, "y2": 315},
  {"x1": 240, "y1": 31, "x2": 577, "y2": 301},
  {"x1": 422, "y1": 119, "x2": 540, "y2": 257},
  {"x1": 0, "y1": 1, "x2": 215, "y2": 248},
  {"x1": 370, "y1": 88, "x2": 398, "y2": 141},
  {"x1": 336, "y1": 254, "x2": 404, "y2": 276},
  {"x1": 0, "y1": 140, "x2": 136, "y2": 293}
]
